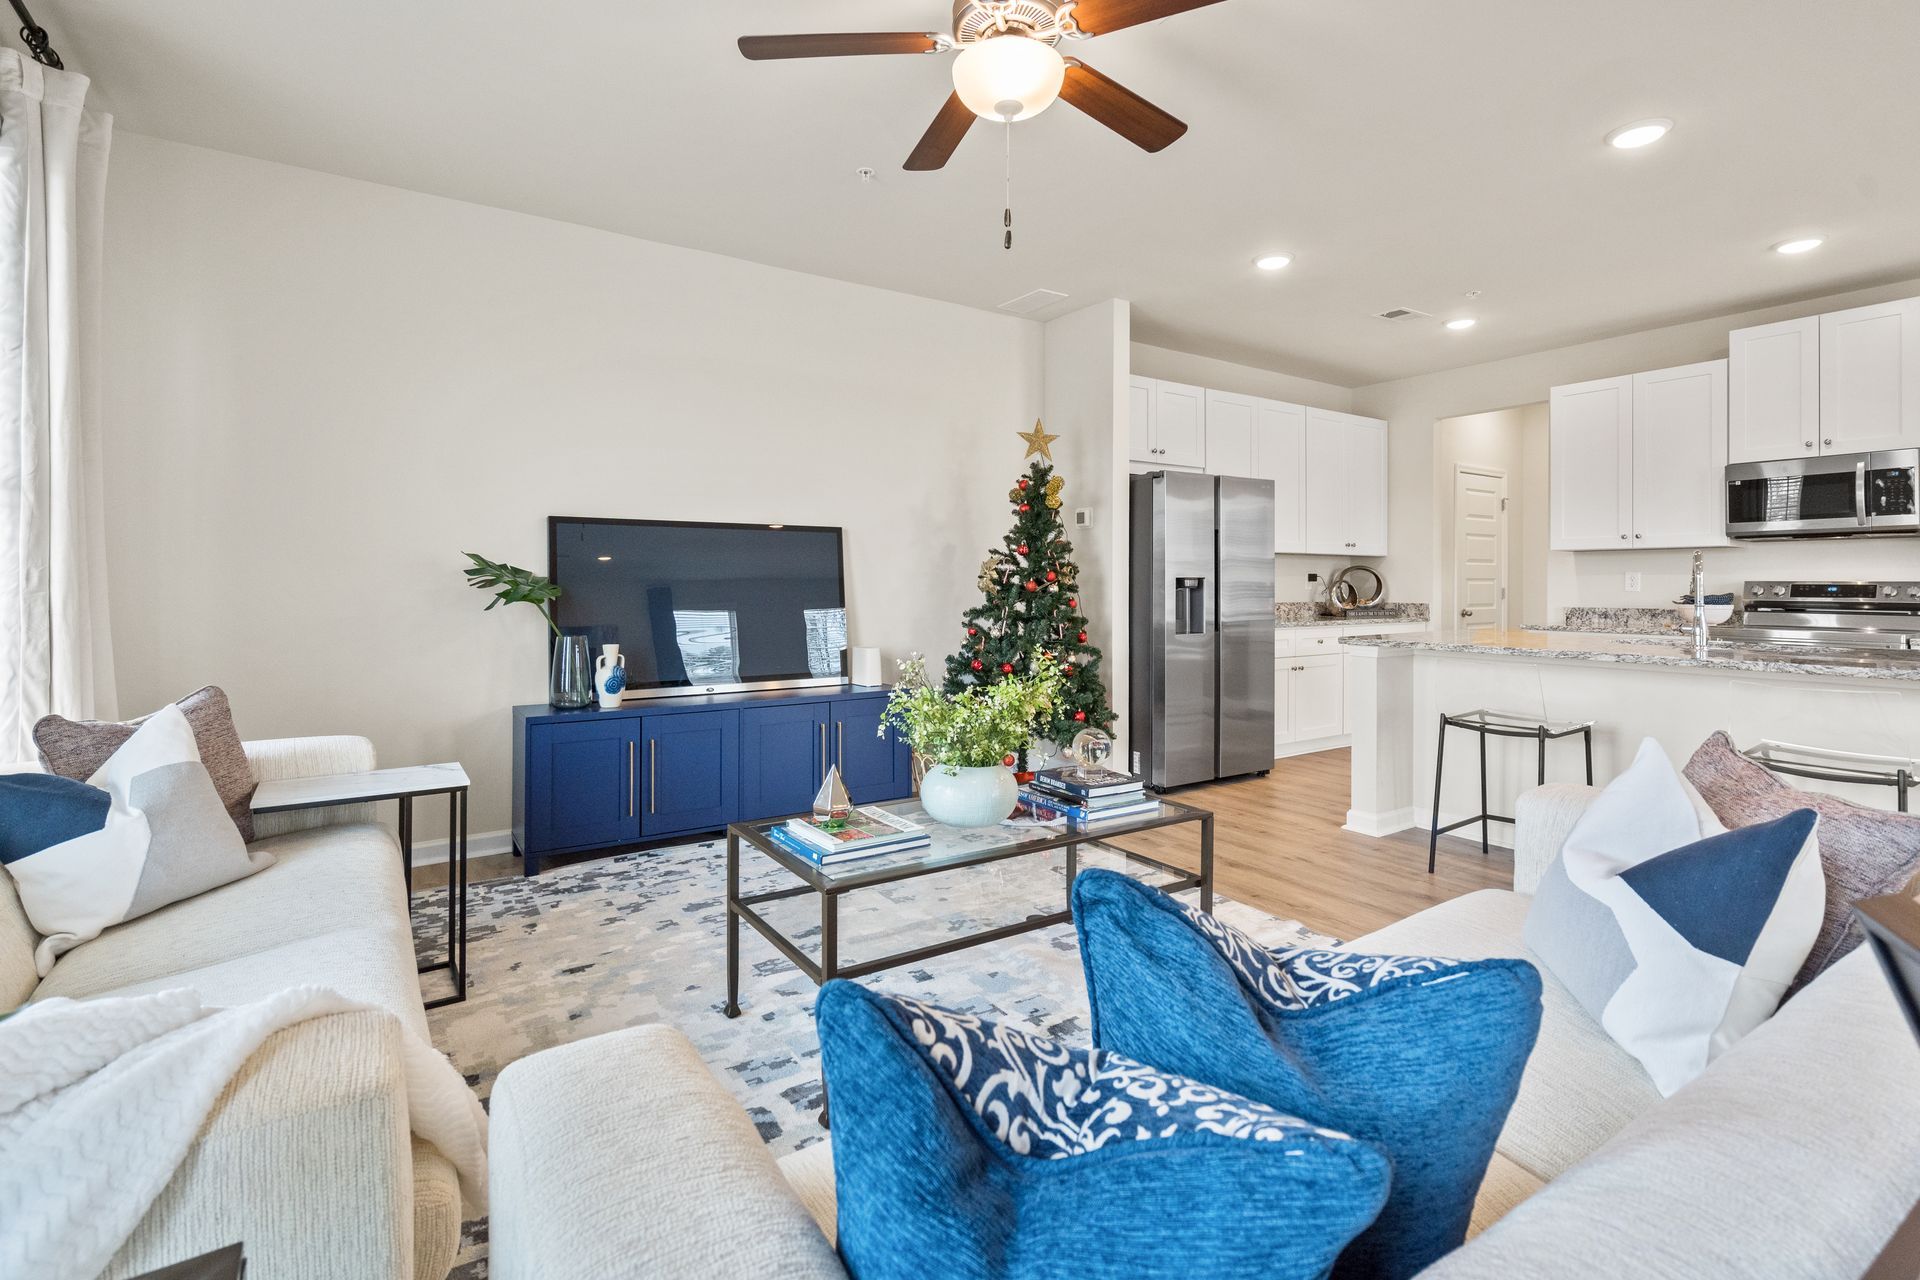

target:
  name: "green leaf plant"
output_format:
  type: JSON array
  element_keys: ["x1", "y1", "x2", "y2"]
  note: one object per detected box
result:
[
  {"x1": 462, "y1": 552, "x2": 562, "y2": 638},
  {"x1": 880, "y1": 652, "x2": 1064, "y2": 772}
]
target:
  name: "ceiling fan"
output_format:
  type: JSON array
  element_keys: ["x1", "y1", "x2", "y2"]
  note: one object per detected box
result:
[{"x1": 739, "y1": 1, "x2": 1228, "y2": 171}]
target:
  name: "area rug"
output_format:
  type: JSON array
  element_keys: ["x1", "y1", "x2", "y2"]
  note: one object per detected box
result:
[{"x1": 411, "y1": 835, "x2": 1332, "y2": 1277}]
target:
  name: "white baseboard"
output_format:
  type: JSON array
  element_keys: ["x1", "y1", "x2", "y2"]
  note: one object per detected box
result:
[
  {"x1": 1342, "y1": 806, "x2": 1419, "y2": 838},
  {"x1": 401, "y1": 828, "x2": 516, "y2": 867},
  {"x1": 1274, "y1": 734, "x2": 1351, "y2": 761}
]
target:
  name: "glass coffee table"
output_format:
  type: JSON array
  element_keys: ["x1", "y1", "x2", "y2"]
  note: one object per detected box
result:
[{"x1": 723, "y1": 795, "x2": 1213, "y2": 1018}]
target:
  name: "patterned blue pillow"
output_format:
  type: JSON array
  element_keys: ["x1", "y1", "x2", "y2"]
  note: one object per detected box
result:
[
  {"x1": 1073, "y1": 870, "x2": 1542, "y2": 1280},
  {"x1": 816, "y1": 980, "x2": 1391, "y2": 1280}
]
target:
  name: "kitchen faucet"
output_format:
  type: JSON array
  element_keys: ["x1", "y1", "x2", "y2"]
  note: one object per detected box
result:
[{"x1": 1691, "y1": 550, "x2": 1710, "y2": 656}]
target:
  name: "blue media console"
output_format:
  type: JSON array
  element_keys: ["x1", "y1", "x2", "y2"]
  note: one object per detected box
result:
[{"x1": 510, "y1": 685, "x2": 912, "y2": 875}]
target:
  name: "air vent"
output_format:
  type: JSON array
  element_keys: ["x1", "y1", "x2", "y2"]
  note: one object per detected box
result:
[
  {"x1": 1373, "y1": 307, "x2": 1433, "y2": 322},
  {"x1": 999, "y1": 288, "x2": 1070, "y2": 315}
]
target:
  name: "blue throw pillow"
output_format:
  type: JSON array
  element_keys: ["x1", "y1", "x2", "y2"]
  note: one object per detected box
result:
[
  {"x1": 816, "y1": 980, "x2": 1391, "y2": 1280},
  {"x1": 1072, "y1": 870, "x2": 1542, "y2": 1280}
]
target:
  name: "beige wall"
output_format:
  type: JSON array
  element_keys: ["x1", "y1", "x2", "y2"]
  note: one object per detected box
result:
[
  {"x1": 102, "y1": 135, "x2": 1045, "y2": 846},
  {"x1": 1352, "y1": 276, "x2": 1920, "y2": 618}
]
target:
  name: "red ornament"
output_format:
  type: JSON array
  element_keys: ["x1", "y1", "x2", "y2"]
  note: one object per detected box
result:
[
  {"x1": 1017, "y1": 544, "x2": 1028, "y2": 555},
  {"x1": 1045, "y1": 570, "x2": 1057, "y2": 582},
  {"x1": 1025, "y1": 580, "x2": 1039, "y2": 592},
  {"x1": 1017, "y1": 478, "x2": 1029, "y2": 490},
  {"x1": 1074, "y1": 710, "x2": 1087, "y2": 722},
  {"x1": 1078, "y1": 631, "x2": 1088, "y2": 642},
  {"x1": 1062, "y1": 664, "x2": 1074, "y2": 675},
  {"x1": 1018, "y1": 503, "x2": 1030, "y2": 512},
  {"x1": 967, "y1": 627, "x2": 977, "y2": 636},
  {"x1": 1000, "y1": 662, "x2": 1014, "y2": 674},
  {"x1": 1067, "y1": 598, "x2": 1077, "y2": 608},
  {"x1": 1003, "y1": 754, "x2": 1018, "y2": 767},
  {"x1": 971, "y1": 659, "x2": 984, "y2": 671}
]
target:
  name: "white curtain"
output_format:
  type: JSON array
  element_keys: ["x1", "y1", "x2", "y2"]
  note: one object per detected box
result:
[{"x1": 0, "y1": 49, "x2": 115, "y2": 760}]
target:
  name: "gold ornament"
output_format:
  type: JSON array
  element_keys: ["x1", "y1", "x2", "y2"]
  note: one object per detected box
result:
[
  {"x1": 1018, "y1": 420, "x2": 1060, "y2": 461},
  {"x1": 1045, "y1": 475, "x2": 1064, "y2": 496},
  {"x1": 1046, "y1": 495, "x2": 1062, "y2": 509}
]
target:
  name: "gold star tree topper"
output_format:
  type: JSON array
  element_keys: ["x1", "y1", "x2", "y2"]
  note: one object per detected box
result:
[{"x1": 1018, "y1": 420, "x2": 1059, "y2": 461}]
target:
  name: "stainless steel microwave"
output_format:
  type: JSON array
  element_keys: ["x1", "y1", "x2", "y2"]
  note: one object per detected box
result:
[{"x1": 1726, "y1": 449, "x2": 1919, "y2": 539}]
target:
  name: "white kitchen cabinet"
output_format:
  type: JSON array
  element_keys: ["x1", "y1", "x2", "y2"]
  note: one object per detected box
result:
[
  {"x1": 1550, "y1": 375, "x2": 1633, "y2": 549},
  {"x1": 1128, "y1": 376, "x2": 1153, "y2": 464},
  {"x1": 1289, "y1": 656, "x2": 1345, "y2": 742},
  {"x1": 1821, "y1": 298, "x2": 1920, "y2": 455},
  {"x1": 1273, "y1": 655, "x2": 1295, "y2": 751},
  {"x1": 1252, "y1": 399, "x2": 1307, "y2": 553},
  {"x1": 1551, "y1": 363, "x2": 1727, "y2": 551},
  {"x1": 1203, "y1": 390, "x2": 1256, "y2": 477},
  {"x1": 1729, "y1": 316, "x2": 1819, "y2": 464},
  {"x1": 1303, "y1": 410, "x2": 1390, "y2": 555},
  {"x1": 1631, "y1": 360, "x2": 1728, "y2": 548},
  {"x1": 1127, "y1": 377, "x2": 1206, "y2": 468}
]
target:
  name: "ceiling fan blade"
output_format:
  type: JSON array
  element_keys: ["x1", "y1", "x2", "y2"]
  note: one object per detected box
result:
[
  {"x1": 904, "y1": 92, "x2": 976, "y2": 171},
  {"x1": 1059, "y1": 60, "x2": 1188, "y2": 152},
  {"x1": 1064, "y1": 0, "x2": 1229, "y2": 36},
  {"x1": 738, "y1": 32, "x2": 941, "y2": 60}
]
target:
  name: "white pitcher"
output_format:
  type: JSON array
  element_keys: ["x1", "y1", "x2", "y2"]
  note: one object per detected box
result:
[{"x1": 595, "y1": 644, "x2": 626, "y2": 709}]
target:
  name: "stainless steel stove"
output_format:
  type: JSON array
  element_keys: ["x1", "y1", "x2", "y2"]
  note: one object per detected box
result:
[{"x1": 1714, "y1": 580, "x2": 1920, "y2": 650}]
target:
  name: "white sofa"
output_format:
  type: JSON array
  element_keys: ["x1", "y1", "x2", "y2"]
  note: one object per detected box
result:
[
  {"x1": 486, "y1": 783, "x2": 1920, "y2": 1279},
  {"x1": 0, "y1": 736, "x2": 460, "y2": 1280}
]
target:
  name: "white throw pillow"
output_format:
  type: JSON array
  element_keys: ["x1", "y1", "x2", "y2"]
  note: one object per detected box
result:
[
  {"x1": 2, "y1": 704, "x2": 270, "y2": 974},
  {"x1": 1523, "y1": 738, "x2": 1824, "y2": 1095}
]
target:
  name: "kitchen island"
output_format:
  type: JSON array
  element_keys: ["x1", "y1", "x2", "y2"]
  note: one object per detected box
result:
[{"x1": 1341, "y1": 627, "x2": 1919, "y2": 845}]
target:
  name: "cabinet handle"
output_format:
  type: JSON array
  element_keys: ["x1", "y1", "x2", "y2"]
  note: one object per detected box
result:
[
  {"x1": 648, "y1": 739, "x2": 657, "y2": 815},
  {"x1": 1806, "y1": 440, "x2": 1815, "y2": 449},
  {"x1": 627, "y1": 740, "x2": 635, "y2": 817},
  {"x1": 820, "y1": 722, "x2": 829, "y2": 782},
  {"x1": 1634, "y1": 532, "x2": 1643, "y2": 539},
  {"x1": 1823, "y1": 437, "x2": 1833, "y2": 446},
  {"x1": 1619, "y1": 533, "x2": 1628, "y2": 540},
  {"x1": 837, "y1": 722, "x2": 845, "y2": 769}
]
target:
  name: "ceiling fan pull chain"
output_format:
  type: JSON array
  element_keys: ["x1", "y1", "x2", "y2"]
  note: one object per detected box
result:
[{"x1": 1003, "y1": 122, "x2": 1014, "y2": 250}]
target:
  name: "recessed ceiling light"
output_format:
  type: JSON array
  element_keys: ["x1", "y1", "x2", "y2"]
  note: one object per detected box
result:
[
  {"x1": 596, "y1": 555, "x2": 612, "y2": 562},
  {"x1": 1606, "y1": 118, "x2": 1672, "y2": 149},
  {"x1": 1772, "y1": 237, "x2": 1825, "y2": 255},
  {"x1": 1445, "y1": 317, "x2": 1477, "y2": 331},
  {"x1": 1253, "y1": 253, "x2": 1293, "y2": 272}
]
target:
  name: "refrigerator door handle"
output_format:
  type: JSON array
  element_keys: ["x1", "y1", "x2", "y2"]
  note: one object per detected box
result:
[{"x1": 1174, "y1": 576, "x2": 1208, "y2": 635}]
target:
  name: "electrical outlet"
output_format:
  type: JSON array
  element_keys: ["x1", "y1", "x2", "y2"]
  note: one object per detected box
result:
[{"x1": 1624, "y1": 572, "x2": 1642, "y2": 592}]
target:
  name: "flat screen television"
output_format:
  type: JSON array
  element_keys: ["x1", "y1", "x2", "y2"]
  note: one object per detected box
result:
[{"x1": 548, "y1": 517, "x2": 849, "y2": 700}]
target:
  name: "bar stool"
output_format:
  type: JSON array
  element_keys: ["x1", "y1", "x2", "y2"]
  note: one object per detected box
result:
[
  {"x1": 1429, "y1": 710, "x2": 1595, "y2": 873},
  {"x1": 1740, "y1": 739, "x2": 1914, "y2": 813}
]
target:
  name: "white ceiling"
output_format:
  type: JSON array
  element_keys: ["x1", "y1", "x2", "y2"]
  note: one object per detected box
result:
[{"x1": 38, "y1": 0, "x2": 1920, "y2": 386}]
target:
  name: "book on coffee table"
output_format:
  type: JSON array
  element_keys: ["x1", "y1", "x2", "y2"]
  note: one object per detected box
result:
[
  {"x1": 782, "y1": 805, "x2": 926, "y2": 854},
  {"x1": 1032, "y1": 766, "x2": 1145, "y2": 800}
]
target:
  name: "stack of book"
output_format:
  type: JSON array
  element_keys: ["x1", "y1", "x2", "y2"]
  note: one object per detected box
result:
[
  {"x1": 1019, "y1": 766, "x2": 1157, "y2": 830},
  {"x1": 765, "y1": 806, "x2": 930, "y2": 865}
]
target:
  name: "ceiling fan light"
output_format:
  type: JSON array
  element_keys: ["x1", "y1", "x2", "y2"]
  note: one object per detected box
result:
[{"x1": 952, "y1": 35, "x2": 1066, "y2": 122}]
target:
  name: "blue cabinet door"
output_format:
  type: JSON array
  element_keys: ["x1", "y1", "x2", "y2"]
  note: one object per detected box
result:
[
  {"x1": 739, "y1": 702, "x2": 828, "y2": 822},
  {"x1": 640, "y1": 710, "x2": 739, "y2": 837},
  {"x1": 831, "y1": 697, "x2": 913, "y2": 804},
  {"x1": 525, "y1": 717, "x2": 640, "y2": 855}
]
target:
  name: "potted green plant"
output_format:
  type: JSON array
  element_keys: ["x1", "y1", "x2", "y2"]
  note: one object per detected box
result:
[
  {"x1": 462, "y1": 553, "x2": 591, "y2": 708},
  {"x1": 880, "y1": 654, "x2": 1062, "y2": 827}
]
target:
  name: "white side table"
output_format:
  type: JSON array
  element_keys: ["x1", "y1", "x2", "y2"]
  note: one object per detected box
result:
[{"x1": 252, "y1": 762, "x2": 470, "y2": 1008}]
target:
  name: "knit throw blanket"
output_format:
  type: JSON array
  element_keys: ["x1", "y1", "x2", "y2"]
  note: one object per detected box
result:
[{"x1": 0, "y1": 986, "x2": 488, "y2": 1280}]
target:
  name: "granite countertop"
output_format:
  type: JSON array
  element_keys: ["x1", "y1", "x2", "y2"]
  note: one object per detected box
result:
[
  {"x1": 1339, "y1": 627, "x2": 1920, "y2": 682},
  {"x1": 1275, "y1": 603, "x2": 1429, "y2": 629},
  {"x1": 1528, "y1": 606, "x2": 1687, "y2": 635}
]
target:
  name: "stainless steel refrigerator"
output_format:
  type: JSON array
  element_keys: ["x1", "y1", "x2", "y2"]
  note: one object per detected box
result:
[{"x1": 1129, "y1": 471, "x2": 1276, "y2": 789}]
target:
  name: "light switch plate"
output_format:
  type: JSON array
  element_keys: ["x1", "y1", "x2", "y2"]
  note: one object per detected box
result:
[{"x1": 1624, "y1": 572, "x2": 1642, "y2": 592}]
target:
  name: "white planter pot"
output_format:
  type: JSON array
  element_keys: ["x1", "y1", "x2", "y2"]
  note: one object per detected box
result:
[{"x1": 919, "y1": 764, "x2": 1018, "y2": 828}]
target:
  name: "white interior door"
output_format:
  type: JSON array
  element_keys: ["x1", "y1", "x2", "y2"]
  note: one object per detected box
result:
[{"x1": 1452, "y1": 467, "x2": 1507, "y2": 630}]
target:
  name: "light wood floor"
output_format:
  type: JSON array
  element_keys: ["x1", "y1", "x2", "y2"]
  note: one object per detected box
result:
[{"x1": 424, "y1": 749, "x2": 1510, "y2": 940}]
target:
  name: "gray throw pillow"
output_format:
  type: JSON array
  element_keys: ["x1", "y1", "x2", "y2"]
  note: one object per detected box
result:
[
  {"x1": 33, "y1": 685, "x2": 257, "y2": 842},
  {"x1": 1686, "y1": 730, "x2": 1920, "y2": 995}
]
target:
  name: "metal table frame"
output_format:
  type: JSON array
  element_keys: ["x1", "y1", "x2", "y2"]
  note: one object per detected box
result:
[
  {"x1": 724, "y1": 799, "x2": 1214, "y2": 1016},
  {"x1": 252, "y1": 770, "x2": 469, "y2": 1008}
]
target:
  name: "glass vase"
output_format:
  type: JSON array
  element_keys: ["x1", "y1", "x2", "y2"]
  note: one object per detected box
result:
[{"x1": 549, "y1": 633, "x2": 594, "y2": 709}]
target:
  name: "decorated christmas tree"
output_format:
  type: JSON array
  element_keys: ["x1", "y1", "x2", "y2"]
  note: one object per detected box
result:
[{"x1": 943, "y1": 422, "x2": 1116, "y2": 748}]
